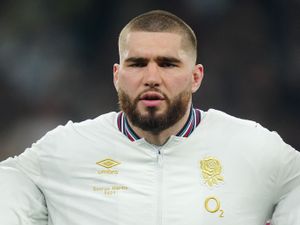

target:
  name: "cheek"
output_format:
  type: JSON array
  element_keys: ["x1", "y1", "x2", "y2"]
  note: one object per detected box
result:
[
  {"x1": 166, "y1": 76, "x2": 192, "y2": 93},
  {"x1": 182, "y1": 75, "x2": 194, "y2": 89},
  {"x1": 118, "y1": 74, "x2": 140, "y2": 94}
]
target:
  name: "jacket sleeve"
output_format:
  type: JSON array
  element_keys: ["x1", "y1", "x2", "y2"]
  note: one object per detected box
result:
[
  {"x1": 0, "y1": 166, "x2": 48, "y2": 225},
  {"x1": 271, "y1": 185, "x2": 300, "y2": 224},
  {"x1": 0, "y1": 123, "x2": 67, "y2": 224},
  {"x1": 270, "y1": 137, "x2": 300, "y2": 225}
]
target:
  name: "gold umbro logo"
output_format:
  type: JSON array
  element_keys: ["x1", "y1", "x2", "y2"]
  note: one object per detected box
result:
[{"x1": 96, "y1": 159, "x2": 120, "y2": 168}]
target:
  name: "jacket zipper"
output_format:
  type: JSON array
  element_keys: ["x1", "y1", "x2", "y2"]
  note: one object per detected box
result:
[{"x1": 156, "y1": 149, "x2": 163, "y2": 225}]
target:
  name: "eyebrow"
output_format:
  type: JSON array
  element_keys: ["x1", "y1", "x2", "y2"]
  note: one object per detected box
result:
[
  {"x1": 124, "y1": 56, "x2": 182, "y2": 64},
  {"x1": 124, "y1": 57, "x2": 148, "y2": 64},
  {"x1": 156, "y1": 56, "x2": 182, "y2": 64}
]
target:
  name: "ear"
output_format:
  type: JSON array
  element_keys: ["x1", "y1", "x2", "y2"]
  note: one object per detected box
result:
[
  {"x1": 191, "y1": 64, "x2": 204, "y2": 93},
  {"x1": 113, "y1": 63, "x2": 120, "y2": 91}
]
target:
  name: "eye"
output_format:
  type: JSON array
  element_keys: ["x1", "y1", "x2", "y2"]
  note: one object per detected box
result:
[
  {"x1": 159, "y1": 62, "x2": 177, "y2": 68},
  {"x1": 128, "y1": 62, "x2": 147, "y2": 67}
]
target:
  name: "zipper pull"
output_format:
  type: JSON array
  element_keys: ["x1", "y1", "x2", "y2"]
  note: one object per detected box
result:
[{"x1": 157, "y1": 149, "x2": 163, "y2": 166}]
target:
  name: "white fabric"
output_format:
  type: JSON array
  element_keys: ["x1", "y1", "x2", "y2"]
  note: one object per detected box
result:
[
  {"x1": 0, "y1": 109, "x2": 300, "y2": 225},
  {"x1": 271, "y1": 183, "x2": 300, "y2": 224},
  {"x1": 0, "y1": 166, "x2": 47, "y2": 225}
]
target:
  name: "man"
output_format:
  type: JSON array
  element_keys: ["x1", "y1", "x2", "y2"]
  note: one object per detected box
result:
[{"x1": 0, "y1": 10, "x2": 300, "y2": 225}]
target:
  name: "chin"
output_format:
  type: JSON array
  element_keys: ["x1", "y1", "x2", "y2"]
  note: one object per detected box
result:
[{"x1": 139, "y1": 106, "x2": 166, "y2": 117}]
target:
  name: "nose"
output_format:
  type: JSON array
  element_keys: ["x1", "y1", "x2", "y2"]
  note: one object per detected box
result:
[{"x1": 143, "y1": 62, "x2": 162, "y2": 87}]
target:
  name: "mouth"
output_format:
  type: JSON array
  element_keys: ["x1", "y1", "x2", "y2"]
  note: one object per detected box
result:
[
  {"x1": 140, "y1": 92, "x2": 165, "y2": 100},
  {"x1": 139, "y1": 91, "x2": 165, "y2": 107}
]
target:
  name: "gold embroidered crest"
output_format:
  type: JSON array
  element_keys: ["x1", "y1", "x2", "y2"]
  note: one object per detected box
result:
[{"x1": 200, "y1": 157, "x2": 224, "y2": 187}]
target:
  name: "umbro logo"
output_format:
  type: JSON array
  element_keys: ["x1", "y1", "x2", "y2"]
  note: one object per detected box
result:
[
  {"x1": 96, "y1": 159, "x2": 120, "y2": 168},
  {"x1": 96, "y1": 159, "x2": 120, "y2": 175}
]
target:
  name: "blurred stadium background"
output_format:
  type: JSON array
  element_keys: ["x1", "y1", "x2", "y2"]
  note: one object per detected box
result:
[{"x1": 0, "y1": 0, "x2": 299, "y2": 160}]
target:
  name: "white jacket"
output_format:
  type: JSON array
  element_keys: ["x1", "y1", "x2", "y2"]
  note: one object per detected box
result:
[{"x1": 1, "y1": 109, "x2": 300, "y2": 225}]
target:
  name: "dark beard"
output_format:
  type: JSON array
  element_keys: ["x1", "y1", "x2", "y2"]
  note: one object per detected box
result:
[{"x1": 118, "y1": 88, "x2": 191, "y2": 134}]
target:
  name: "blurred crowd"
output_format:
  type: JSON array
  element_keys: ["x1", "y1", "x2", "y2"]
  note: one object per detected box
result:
[{"x1": 0, "y1": 0, "x2": 299, "y2": 160}]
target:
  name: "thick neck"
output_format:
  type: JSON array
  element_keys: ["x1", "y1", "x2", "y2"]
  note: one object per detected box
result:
[{"x1": 127, "y1": 102, "x2": 192, "y2": 146}]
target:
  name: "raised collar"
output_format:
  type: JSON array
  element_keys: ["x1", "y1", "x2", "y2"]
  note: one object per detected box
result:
[{"x1": 117, "y1": 107, "x2": 201, "y2": 142}]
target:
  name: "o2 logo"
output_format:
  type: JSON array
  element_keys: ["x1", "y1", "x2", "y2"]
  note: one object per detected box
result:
[{"x1": 204, "y1": 196, "x2": 224, "y2": 218}]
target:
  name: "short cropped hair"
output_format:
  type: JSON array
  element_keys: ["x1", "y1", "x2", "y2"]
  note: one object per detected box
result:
[{"x1": 118, "y1": 10, "x2": 197, "y2": 62}]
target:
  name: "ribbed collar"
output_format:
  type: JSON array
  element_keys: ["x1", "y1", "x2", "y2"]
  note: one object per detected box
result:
[{"x1": 117, "y1": 107, "x2": 201, "y2": 142}]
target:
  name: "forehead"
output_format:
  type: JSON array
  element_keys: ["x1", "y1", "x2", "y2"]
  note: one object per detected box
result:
[{"x1": 120, "y1": 31, "x2": 186, "y2": 60}]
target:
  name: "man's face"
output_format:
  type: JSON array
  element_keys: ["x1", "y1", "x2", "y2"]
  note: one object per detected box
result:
[{"x1": 113, "y1": 31, "x2": 203, "y2": 133}]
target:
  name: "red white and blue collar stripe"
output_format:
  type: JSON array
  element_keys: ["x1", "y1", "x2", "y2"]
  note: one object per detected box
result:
[{"x1": 117, "y1": 107, "x2": 201, "y2": 142}]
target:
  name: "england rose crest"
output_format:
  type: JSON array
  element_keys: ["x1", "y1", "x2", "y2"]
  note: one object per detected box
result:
[{"x1": 200, "y1": 157, "x2": 224, "y2": 187}]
